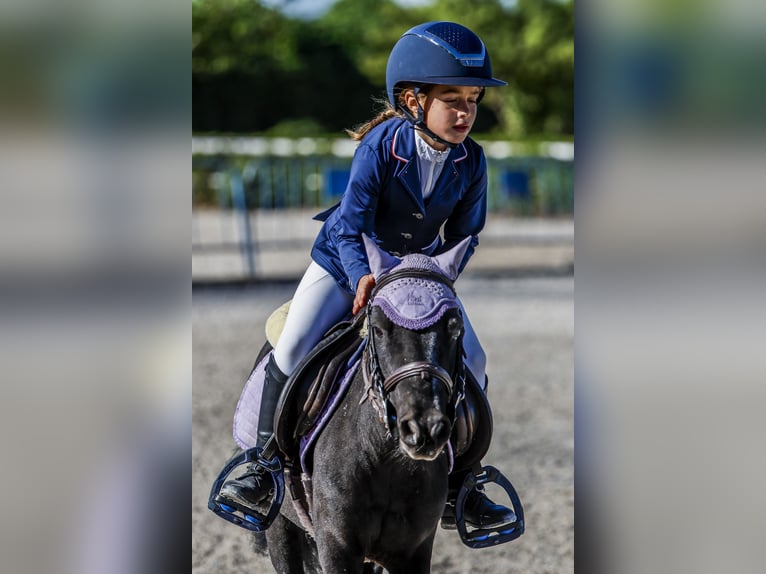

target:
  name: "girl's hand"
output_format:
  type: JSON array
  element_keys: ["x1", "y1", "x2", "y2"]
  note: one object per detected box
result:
[{"x1": 352, "y1": 274, "x2": 376, "y2": 315}]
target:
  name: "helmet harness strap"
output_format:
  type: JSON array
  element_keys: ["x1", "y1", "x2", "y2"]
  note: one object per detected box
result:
[
  {"x1": 398, "y1": 86, "x2": 458, "y2": 150},
  {"x1": 397, "y1": 85, "x2": 486, "y2": 150}
]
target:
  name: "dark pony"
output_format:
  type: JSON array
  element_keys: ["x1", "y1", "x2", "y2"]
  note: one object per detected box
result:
[
  {"x1": 209, "y1": 237, "x2": 523, "y2": 572},
  {"x1": 268, "y1": 239, "x2": 468, "y2": 573}
]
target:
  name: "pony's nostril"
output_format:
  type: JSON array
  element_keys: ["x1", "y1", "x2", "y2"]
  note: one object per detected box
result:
[
  {"x1": 430, "y1": 420, "x2": 449, "y2": 443},
  {"x1": 401, "y1": 419, "x2": 422, "y2": 447}
]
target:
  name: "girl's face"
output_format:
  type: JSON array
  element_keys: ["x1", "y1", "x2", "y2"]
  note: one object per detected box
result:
[{"x1": 405, "y1": 84, "x2": 482, "y2": 150}]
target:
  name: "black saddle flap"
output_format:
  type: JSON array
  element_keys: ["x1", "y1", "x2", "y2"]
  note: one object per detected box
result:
[
  {"x1": 451, "y1": 372, "x2": 493, "y2": 473},
  {"x1": 273, "y1": 314, "x2": 365, "y2": 459}
]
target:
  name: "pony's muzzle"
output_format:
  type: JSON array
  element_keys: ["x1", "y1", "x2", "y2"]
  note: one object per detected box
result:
[{"x1": 399, "y1": 412, "x2": 452, "y2": 460}]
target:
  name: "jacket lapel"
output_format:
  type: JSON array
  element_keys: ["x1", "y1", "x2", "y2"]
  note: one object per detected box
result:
[
  {"x1": 426, "y1": 142, "x2": 467, "y2": 207},
  {"x1": 392, "y1": 125, "x2": 426, "y2": 213}
]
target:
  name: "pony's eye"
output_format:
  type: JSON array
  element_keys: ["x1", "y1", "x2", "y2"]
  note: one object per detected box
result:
[{"x1": 448, "y1": 317, "x2": 463, "y2": 339}]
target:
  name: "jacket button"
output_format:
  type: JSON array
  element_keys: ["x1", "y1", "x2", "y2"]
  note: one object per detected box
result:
[
  {"x1": 401, "y1": 232, "x2": 413, "y2": 240},
  {"x1": 413, "y1": 212, "x2": 423, "y2": 219}
]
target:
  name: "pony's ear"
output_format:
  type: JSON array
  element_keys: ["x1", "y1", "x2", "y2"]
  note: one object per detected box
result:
[
  {"x1": 363, "y1": 234, "x2": 401, "y2": 280},
  {"x1": 432, "y1": 236, "x2": 473, "y2": 280}
]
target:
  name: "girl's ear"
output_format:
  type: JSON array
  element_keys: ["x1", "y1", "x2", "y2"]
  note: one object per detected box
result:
[
  {"x1": 403, "y1": 89, "x2": 419, "y2": 115},
  {"x1": 362, "y1": 234, "x2": 401, "y2": 280}
]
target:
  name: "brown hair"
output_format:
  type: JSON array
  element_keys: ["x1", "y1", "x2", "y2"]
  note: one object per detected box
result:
[
  {"x1": 345, "y1": 84, "x2": 430, "y2": 141},
  {"x1": 345, "y1": 99, "x2": 402, "y2": 141}
]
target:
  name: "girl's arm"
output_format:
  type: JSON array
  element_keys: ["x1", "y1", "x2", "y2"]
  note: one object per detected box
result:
[{"x1": 335, "y1": 143, "x2": 384, "y2": 293}]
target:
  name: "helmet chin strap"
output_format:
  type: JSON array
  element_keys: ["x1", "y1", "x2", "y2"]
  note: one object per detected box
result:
[
  {"x1": 397, "y1": 85, "x2": 485, "y2": 150},
  {"x1": 398, "y1": 87, "x2": 458, "y2": 150}
]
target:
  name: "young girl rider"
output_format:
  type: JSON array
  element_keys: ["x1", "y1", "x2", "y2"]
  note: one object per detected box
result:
[{"x1": 219, "y1": 21, "x2": 515, "y2": 530}]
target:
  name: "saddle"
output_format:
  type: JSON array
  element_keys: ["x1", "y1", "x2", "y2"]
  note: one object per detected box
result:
[{"x1": 272, "y1": 309, "x2": 366, "y2": 464}]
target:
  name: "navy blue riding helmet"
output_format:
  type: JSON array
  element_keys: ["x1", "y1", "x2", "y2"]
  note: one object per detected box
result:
[{"x1": 386, "y1": 21, "x2": 507, "y2": 147}]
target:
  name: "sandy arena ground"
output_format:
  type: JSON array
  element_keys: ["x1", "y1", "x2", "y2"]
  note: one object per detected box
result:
[{"x1": 193, "y1": 275, "x2": 573, "y2": 573}]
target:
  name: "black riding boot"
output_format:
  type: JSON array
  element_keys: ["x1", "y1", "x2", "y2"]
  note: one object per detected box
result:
[
  {"x1": 218, "y1": 354, "x2": 288, "y2": 508},
  {"x1": 441, "y1": 465, "x2": 517, "y2": 530}
]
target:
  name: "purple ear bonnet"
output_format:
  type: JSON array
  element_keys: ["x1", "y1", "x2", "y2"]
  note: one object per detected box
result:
[{"x1": 371, "y1": 253, "x2": 458, "y2": 330}]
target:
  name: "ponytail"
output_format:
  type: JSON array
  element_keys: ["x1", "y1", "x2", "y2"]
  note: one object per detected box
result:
[
  {"x1": 345, "y1": 99, "x2": 403, "y2": 141},
  {"x1": 346, "y1": 84, "x2": 432, "y2": 141}
]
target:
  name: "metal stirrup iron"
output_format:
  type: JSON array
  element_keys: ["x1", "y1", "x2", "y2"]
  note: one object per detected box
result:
[
  {"x1": 454, "y1": 465, "x2": 525, "y2": 548},
  {"x1": 208, "y1": 435, "x2": 285, "y2": 532}
]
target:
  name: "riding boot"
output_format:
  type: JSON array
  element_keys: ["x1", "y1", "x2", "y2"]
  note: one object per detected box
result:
[
  {"x1": 441, "y1": 465, "x2": 517, "y2": 530},
  {"x1": 218, "y1": 354, "x2": 288, "y2": 508}
]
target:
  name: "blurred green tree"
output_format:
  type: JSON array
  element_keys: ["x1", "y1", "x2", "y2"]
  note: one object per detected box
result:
[
  {"x1": 192, "y1": 0, "x2": 573, "y2": 138},
  {"x1": 317, "y1": 0, "x2": 422, "y2": 86},
  {"x1": 427, "y1": 0, "x2": 573, "y2": 137},
  {"x1": 192, "y1": 0, "x2": 377, "y2": 133}
]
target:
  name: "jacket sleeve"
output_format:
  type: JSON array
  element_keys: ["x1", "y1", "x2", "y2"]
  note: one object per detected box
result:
[
  {"x1": 334, "y1": 143, "x2": 385, "y2": 292},
  {"x1": 439, "y1": 151, "x2": 488, "y2": 275}
]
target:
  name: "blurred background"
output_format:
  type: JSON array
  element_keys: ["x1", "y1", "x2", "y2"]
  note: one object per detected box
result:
[
  {"x1": 577, "y1": 1, "x2": 766, "y2": 574},
  {"x1": 193, "y1": 0, "x2": 573, "y2": 137}
]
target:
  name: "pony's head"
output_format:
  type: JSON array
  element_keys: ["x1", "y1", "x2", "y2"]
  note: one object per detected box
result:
[{"x1": 362, "y1": 236, "x2": 472, "y2": 461}]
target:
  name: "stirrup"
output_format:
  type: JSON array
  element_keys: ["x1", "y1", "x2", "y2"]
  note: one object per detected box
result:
[
  {"x1": 208, "y1": 444, "x2": 285, "y2": 532},
  {"x1": 454, "y1": 465, "x2": 525, "y2": 548}
]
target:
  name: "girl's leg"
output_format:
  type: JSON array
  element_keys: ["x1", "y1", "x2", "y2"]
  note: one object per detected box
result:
[
  {"x1": 273, "y1": 261, "x2": 354, "y2": 375},
  {"x1": 456, "y1": 296, "x2": 487, "y2": 390},
  {"x1": 446, "y1": 298, "x2": 516, "y2": 529},
  {"x1": 217, "y1": 262, "x2": 352, "y2": 508}
]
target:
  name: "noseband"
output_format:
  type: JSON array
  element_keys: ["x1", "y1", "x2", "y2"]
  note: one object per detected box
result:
[{"x1": 362, "y1": 268, "x2": 466, "y2": 440}]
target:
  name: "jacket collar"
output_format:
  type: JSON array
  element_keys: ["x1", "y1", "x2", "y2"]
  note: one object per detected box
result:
[
  {"x1": 391, "y1": 122, "x2": 468, "y2": 210},
  {"x1": 391, "y1": 122, "x2": 467, "y2": 164}
]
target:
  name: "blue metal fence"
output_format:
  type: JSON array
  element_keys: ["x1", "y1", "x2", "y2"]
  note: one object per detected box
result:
[
  {"x1": 193, "y1": 155, "x2": 572, "y2": 214},
  {"x1": 192, "y1": 145, "x2": 572, "y2": 279}
]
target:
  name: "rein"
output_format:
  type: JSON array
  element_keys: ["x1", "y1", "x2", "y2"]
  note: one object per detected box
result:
[{"x1": 362, "y1": 269, "x2": 466, "y2": 440}]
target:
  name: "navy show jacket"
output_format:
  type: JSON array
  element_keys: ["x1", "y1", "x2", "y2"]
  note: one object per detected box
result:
[{"x1": 311, "y1": 117, "x2": 488, "y2": 294}]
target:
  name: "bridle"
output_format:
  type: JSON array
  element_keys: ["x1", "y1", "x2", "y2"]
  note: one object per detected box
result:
[{"x1": 362, "y1": 268, "x2": 466, "y2": 440}]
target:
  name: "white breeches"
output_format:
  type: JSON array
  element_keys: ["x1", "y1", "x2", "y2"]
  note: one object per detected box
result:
[
  {"x1": 272, "y1": 261, "x2": 487, "y2": 386},
  {"x1": 272, "y1": 261, "x2": 354, "y2": 375}
]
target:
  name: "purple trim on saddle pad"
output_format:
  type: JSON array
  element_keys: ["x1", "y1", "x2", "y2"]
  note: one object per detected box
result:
[
  {"x1": 299, "y1": 342, "x2": 365, "y2": 473},
  {"x1": 372, "y1": 254, "x2": 458, "y2": 330},
  {"x1": 233, "y1": 351, "x2": 271, "y2": 450}
]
